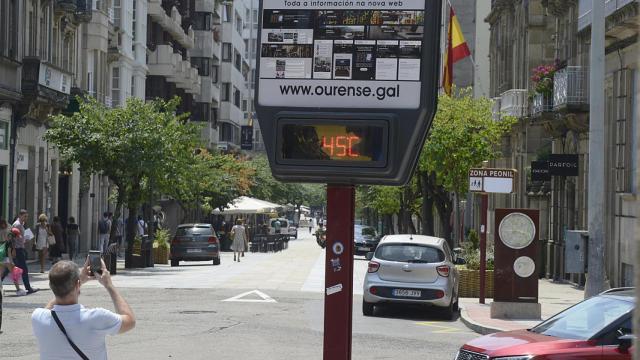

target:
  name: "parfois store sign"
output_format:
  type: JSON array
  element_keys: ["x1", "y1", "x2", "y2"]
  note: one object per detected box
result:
[
  {"x1": 548, "y1": 154, "x2": 579, "y2": 177},
  {"x1": 258, "y1": 0, "x2": 426, "y2": 109}
]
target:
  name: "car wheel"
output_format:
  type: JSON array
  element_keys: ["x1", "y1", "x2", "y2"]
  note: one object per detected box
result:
[
  {"x1": 452, "y1": 293, "x2": 459, "y2": 312},
  {"x1": 440, "y1": 297, "x2": 455, "y2": 320},
  {"x1": 213, "y1": 257, "x2": 221, "y2": 266},
  {"x1": 170, "y1": 259, "x2": 179, "y2": 267},
  {"x1": 362, "y1": 300, "x2": 375, "y2": 317}
]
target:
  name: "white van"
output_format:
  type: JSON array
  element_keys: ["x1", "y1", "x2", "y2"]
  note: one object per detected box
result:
[{"x1": 268, "y1": 218, "x2": 297, "y2": 239}]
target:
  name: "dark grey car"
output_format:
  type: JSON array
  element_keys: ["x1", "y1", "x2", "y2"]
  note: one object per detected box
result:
[{"x1": 170, "y1": 224, "x2": 220, "y2": 266}]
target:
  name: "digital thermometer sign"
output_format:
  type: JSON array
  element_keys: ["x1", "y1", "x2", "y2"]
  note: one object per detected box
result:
[{"x1": 279, "y1": 122, "x2": 387, "y2": 166}]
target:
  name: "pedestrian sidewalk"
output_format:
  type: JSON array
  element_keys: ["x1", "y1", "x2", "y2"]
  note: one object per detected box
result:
[{"x1": 460, "y1": 279, "x2": 585, "y2": 335}]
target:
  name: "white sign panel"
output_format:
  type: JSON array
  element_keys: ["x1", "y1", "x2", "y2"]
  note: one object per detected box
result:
[
  {"x1": 258, "y1": 1, "x2": 426, "y2": 109},
  {"x1": 16, "y1": 146, "x2": 29, "y2": 170},
  {"x1": 468, "y1": 168, "x2": 516, "y2": 194},
  {"x1": 39, "y1": 63, "x2": 71, "y2": 94}
]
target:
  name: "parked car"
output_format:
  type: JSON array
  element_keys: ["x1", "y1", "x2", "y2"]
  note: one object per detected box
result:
[
  {"x1": 363, "y1": 235, "x2": 459, "y2": 319},
  {"x1": 354, "y1": 225, "x2": 380, "y2": 256},
  {"x1": 170, "y1": 224, "x2": 220, "y2": 266},
  {"x1": 268, "y1": 218, "x2": 297, "y2": 239},
  {"x1": 455, "y1": 287, "x2": 635, "y2": 360}
]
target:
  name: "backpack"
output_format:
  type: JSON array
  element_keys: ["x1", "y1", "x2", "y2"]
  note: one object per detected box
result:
[{"x1": 98, "y1": 219, "x2": 109, "y2": 234}]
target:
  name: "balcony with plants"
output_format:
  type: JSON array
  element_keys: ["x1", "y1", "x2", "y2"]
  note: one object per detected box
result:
[{"x1": 530, "y1": 63, "x2": 556, "y2": 120}]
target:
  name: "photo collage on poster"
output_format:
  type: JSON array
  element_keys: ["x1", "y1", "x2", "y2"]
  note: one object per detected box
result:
[{"x1": 260, "y1": 9, "x2": 424, "y2": 81}]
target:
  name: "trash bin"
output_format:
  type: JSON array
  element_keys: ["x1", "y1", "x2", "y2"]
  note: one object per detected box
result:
[
  {"x1": 104, "y1": 243, "x2": 118, "y2": 275},
  {"x1": 141, "y1": 235, "x2": 154, "y2": 268}
]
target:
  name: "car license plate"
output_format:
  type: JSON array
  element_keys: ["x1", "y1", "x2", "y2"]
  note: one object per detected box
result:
[
  {"x1": 187, "y1": 249, "x2": 201, "y2": 253},
  {"x1": 358, "y1": 247, "x2": 370, "y2": 251},
  {"x1": 392, "y1": 289, "x2": 421, "y2": 298}
]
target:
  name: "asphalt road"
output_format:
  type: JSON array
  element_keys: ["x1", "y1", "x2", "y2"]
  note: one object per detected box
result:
[{"x1": 1, "y1": 230, "x2": 476, "y2": 359}]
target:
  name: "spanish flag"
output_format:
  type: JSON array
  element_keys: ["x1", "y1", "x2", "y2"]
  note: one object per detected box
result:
[{"x1": 443, "y1": 6, "x2": 471, "y2": 96}]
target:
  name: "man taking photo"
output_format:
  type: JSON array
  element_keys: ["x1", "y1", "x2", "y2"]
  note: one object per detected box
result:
[{"x1": 32, "y1": 259, "x2": 135, "y2": 359}]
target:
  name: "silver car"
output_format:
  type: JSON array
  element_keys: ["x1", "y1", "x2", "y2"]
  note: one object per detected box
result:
[{"x1": 362, "y1": 235, "x2": 459, "y2": 319}]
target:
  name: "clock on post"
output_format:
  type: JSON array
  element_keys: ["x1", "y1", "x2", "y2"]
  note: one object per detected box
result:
[{"x1": 491, "y1": 208, "x2": 541, "y2": 320}]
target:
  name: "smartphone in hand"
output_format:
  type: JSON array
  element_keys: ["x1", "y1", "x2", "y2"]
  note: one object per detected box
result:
[{"x1": 88, "y1": 250, "x2": 102, "y2": 275}]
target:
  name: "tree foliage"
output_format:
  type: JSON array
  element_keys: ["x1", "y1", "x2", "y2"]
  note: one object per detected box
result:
[{"x1": 46, "y1": 96, "x2": 203, "y2": 266}]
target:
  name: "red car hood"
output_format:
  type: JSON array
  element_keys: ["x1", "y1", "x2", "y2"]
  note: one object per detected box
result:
[{"x1": 463, "y1": 329, "x2": 594, "y2": 357}]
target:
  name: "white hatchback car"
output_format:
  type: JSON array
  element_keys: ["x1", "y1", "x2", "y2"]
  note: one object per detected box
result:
[{"x1": 363, "y1": 235, "x2": 460, "y2": 319}]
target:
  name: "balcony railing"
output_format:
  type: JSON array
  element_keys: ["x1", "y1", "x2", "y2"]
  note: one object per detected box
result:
[
  {"x1": 21, "y1": 57, "x2": 72, "y2": 106},
  {"x1": 530, "y1": 93, "x2": 554, "y2": 118},
  {"x1": 500, "y1": 89, "x2": 528, "y2": 118},
  {"x1": 553, "y1": 66, "x2": 589, "y2": 111},
  {"x1": 579, "y1": 0, "x2": 637, "y2": 31},
  {"x1": 56, "y1": 0, "x2": 77, "y2": 13}
]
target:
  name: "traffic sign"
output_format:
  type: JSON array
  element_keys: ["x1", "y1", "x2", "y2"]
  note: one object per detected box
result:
[
  {"x1": 468, "y1": 168, "x2": 517, "y2": 194},
  {"x1": 255, "y1": 0, "x2": 443, "y2": 185}
]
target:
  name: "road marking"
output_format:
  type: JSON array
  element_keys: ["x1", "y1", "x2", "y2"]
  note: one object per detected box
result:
[
  {"x1": 415, "y1": 321, "x2": 469, "y2": 334},
  {"x1": 222, "y1": 290, "x2": 277, "y2": 303}
]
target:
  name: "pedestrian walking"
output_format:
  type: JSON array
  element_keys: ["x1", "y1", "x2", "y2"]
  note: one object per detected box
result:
[
  {"x1": 6, "y1": 210, "x2": 38, "y2": 294},
  {"x1": 0, "y1": 219, "x2": 27, "y2": 302},
  {"x1": 66, "y1": 217, "x2": 80, "y2": 262},
  {"x1": 231, "y1": 219, "x2": 247, "y2": 262},
  {"x1": 98, "y1": 212, "x2": 111, "y2": 254},
  {"x1": 32, "y1": 259, "x2": 136, "y2": 359},
  {"x1": 136, "y1": 216, "x2": 146, "y2": 237},
  {"x1": 34, "y1": 214, "x2": 53, "y2": 273},
  {"x1": 49, "y1": 217, "x2": 65, "y2": 264}
]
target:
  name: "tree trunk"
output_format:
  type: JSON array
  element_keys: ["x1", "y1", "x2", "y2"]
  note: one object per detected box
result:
[
  {"x1": 124, "y1": 182, "x2": 141, "y2": 269},
  {"x1": 435, "y1": 200, "x2": 453, "y2": 249},
  {"x1": 383, "y1": 214, "x2": 394, "y2": 235},
  {"x1": 109, "y1": 187, "x2": 125, "y2": 246},
  {"x1": 420, "y1": 173, "x2": 435, "y2": 236},
  {"x1": 403, "y1": 186, "x2": 416, "y2": 234}
]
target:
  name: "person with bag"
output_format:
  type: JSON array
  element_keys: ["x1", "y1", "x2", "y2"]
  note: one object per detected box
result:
[
  {"x1": 8, "y1": 210, "x2": 38, "y2": 295},
  {"x1": 50, "y1": 217, "x2": 65, "y2": 262},
  {"x1": 0, "y1": 218, "x2": 27, "y2": 300},
  {"x1": 34, "y1": 214, "x2": 54, "y2": 273},
  {"x1": 230, "y1": 219, "x2": 247, "y2": 262},
  {"x1": 32, "y1": 259, "x2": 136, "y2": 359}
]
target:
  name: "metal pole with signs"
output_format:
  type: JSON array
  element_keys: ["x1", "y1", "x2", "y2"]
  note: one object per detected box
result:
[
  {"x1": 468, "y1": 168, "x2": 516, "y2": 304},
  {"x1": 255, "y1": 2, "x2": 442, "y2": 359}
]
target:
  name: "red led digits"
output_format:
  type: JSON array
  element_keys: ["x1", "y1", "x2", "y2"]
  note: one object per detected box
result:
[
  {"x1": 322, "y1": 136, "x2": 334, "y2": 156},
  {"x1": 322, "y1": 135, "x2": 361, "y2": 158},
  {"x1": 348, "y1": 136, "x2": 360, "y2": 157}
]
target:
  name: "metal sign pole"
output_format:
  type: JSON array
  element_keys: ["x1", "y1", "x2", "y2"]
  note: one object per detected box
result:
[
  {"x1": 479, "y1": 193, "x2": 488, "y2": 305},
  {"x1": 323, "y1": 185, "x2": 355, "y2": 360}
]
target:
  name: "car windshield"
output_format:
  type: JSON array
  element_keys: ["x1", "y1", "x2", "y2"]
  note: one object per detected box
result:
[
  {"x1": 176, "y1": 227, "x2": 213, "y2": 236},
  {"x1": 375, "y1": 244, "x2": 444, "y2": 263},
  {"x1": 530, "y1": 295, "x2": 633, "y2": 340}
]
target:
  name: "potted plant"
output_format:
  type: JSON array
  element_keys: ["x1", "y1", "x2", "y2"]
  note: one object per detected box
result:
[
  {"x1": 153, "y1": 229, "x2": 170, "y2": 265},
  {"x1": 531, "y1": 62, "x2": 558, "y2": 106},
  {"x1": 457, "y1": 230, "x2": 495, "y2": 298}
]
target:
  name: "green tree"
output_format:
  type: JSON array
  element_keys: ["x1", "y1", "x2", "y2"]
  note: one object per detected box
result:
[
  {"x1": 46, "y1": 96, "x2": 201, "y2": 267},
  {"x1": 416, "y1": 88, "x2": 515, "y2": 245}
]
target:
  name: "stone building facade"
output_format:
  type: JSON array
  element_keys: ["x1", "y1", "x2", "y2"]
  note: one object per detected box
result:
[{"x1": 486, "y1": 0, "x2": 639, "y2": 286}]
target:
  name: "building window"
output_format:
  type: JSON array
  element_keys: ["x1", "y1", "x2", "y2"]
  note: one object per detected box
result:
[
  {"x1": 0, "y1": 0, "x2": 19, "y2": 59},
  {"x1": 131, "y1": 76, "x2": 135, "y2": 99},
  {"x1": 132, "y1": 0, "x2": 137, "y2": 51},
  {"x1": 234, "y1": 50, "x2": 241, "y2": 71},
  {"x1": 0, "y1": 121, "x2": 8, "y2": 150},
  {"x1": 242, "y1": 99, "x2": 248, "y2": 112},
  {"x1": 111, "y1": 67, "x2": 120, "y2": 107},
  {"x1": 223, "y1": 4, "x2": 232, "y2": 22},
  {"x1": 221, "y1": 82, "x2": 230, "y2": 101},
  {"x1": 613, "y1": 69, "x2": 633, "y2": 193},
  {"x1": 233, "y1": 87, "x2": 241, "y2": 108},
  {"x1": 253, "y1": 9, "x2": 258, "y2": 24},
  {"x1": 222, "y1": 43, "x2": 232, "y2": 61},
  {"x1": 211, "y1": 65, "x2": 219, "y2": 84},
  {"x1": 236, "y1": 13, "x2": 243, "y2": 34},
  {"x1": 191, "y1": 57, "x2": 210, "y2": 76},
  {"x1": 193, "y1": 12, "x2": 212, "y2": 30}
]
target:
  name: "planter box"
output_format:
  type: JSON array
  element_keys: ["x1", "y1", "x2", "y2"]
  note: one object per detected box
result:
[
  {"x1": 131, "y1": 254, "x2": 144, "y2": 268},
  {"x1": 154, "y1": 246, "x2": 169, "y2": 265},
  {"x1": 458, "y1": 268, "x2": 494, "y2": 298}
]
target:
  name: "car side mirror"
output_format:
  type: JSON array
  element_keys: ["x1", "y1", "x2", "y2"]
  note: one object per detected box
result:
[
  {"x1": 618, "y1": 333, "x2": 634, "y2": 353},
  {"x1": 365, "y1": 252, "x2": 374, "y2": 261}
]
